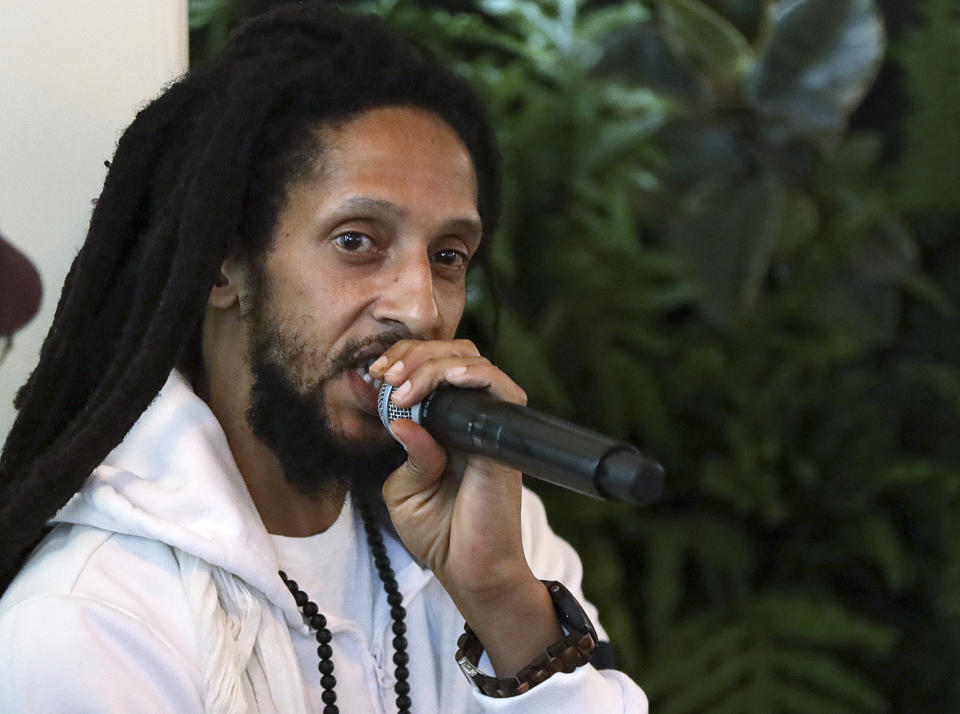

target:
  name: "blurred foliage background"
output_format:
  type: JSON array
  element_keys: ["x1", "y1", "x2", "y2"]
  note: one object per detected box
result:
[{"x1": 191, "y1": 0, "x2": 960, "y2": 710}]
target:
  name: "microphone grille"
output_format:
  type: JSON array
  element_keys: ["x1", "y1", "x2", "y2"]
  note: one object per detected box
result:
[{"x1": 378, "y1": 383, "x2": 414, "y2": 430}]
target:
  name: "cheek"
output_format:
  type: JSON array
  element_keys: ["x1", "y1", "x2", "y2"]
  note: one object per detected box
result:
[
  {"x1": 268, "y1": 276, "x2": 357, "y2": 348},
  {"x1": 437, "y1": 284, "x2": 466, "y2": 338}
]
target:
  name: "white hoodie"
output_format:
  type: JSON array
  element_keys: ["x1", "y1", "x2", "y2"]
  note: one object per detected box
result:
[{"x1": 0, "y1": 371, "x2": 648, "y2": 713}]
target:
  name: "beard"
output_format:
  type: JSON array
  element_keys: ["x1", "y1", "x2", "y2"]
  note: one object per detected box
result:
[{"x1": 243, "y1": 280, "x2": 407, "y2": 511}]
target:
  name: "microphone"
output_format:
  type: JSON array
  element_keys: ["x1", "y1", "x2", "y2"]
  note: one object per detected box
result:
[{"x1": 377, "y1": 383, "x2": 664, "y2": 506}]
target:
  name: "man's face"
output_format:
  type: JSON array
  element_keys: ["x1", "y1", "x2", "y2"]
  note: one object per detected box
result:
[{"x1": 243, "y1": 106, "x2": 483, "y2": 496}]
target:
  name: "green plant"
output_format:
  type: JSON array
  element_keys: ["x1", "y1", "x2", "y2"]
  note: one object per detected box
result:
[{"x1": 190, "y1": 0, "x2": 960, "y2": 709}]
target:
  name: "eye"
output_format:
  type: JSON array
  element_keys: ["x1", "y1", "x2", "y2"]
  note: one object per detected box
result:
[
  {"x1": 431, "y1": 248, "x2": 470, "y2": 269},
  {"x1": 335, "y1": 231, "x2": 376, "y2": 252}
]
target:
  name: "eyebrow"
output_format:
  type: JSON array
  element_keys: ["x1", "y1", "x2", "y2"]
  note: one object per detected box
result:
[
  {"x1": 334, "y1": 195, "x2": 483, "y2": 240},
  {"x1": 336, "y1": 196, "x2": 407, "y2": 220}
]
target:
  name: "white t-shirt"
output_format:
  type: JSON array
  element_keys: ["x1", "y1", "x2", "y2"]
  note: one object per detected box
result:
[
  {"x1": 271, "y1": 498, "x2": 419, "y2": 713},
  {"x1": 272, "y1": 498, "x2": 378, "y2": 644}
]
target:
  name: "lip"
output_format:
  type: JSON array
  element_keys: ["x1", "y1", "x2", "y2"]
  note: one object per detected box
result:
[
  {"x1": 352, "y1": 344, "x2": 389, "y2": 364},
  {"x1": 346, "y1": 368, "x2": 380, "y2": 416},
  {"x1": 346, "y1": 337, "x2": 396, "y2": 368}
]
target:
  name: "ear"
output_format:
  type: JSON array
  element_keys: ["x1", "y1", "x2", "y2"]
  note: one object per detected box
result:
[{"x1": 208, "y1": 257, "x2": 248, "y2": 309}]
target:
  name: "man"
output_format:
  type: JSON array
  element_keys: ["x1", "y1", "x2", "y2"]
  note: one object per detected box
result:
[{"x1": 0, "y1": 5, "x2": 647, "y2": 712}]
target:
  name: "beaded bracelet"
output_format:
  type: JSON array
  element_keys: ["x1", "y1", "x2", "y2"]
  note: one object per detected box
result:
[{"x1": 455, "y1": 580, "x2": 598, "y2": 697}]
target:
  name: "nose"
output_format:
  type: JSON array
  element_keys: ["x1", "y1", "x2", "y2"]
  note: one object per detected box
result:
[{"x1": 373, "y1": 251, "x2": 441, "y2": 337}]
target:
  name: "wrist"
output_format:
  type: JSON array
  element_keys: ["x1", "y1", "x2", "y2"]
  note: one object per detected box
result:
[
  {"x1": 456, "y1": 580, "x2": 599, "y2": 697},
  {"x1": 449, "y1": 572, "x2": 564, "y2": 677}
]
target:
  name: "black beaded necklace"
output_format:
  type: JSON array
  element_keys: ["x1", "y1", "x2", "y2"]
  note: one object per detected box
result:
[{"x1": 279, "y1": 503, "x2": 411, "y2": 714}]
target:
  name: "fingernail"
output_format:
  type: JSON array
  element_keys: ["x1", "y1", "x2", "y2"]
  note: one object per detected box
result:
[
  {"x1": 370, "y1": 355, "x2": 388, "y2": 373},
  {"x1": 387, "y1": 421, "x2": 404, "y2": 447},
  {"x1": 445, "y1": 366, "x2": 468, "y2": 379},
  {"x1": 392, "y1": 381, "x2": 411, "y2": 404},
  {"x1": 384, "y1": 360, "x2": 405, "y2": 380}
]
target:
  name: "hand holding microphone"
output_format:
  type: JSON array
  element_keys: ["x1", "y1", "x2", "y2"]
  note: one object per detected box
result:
[
  {"x1": 368, "y1": 338, "x2": 663, "y2": 676},
  {"x1": 378, "y1": 382, "x2": 664, "y2": 506}
]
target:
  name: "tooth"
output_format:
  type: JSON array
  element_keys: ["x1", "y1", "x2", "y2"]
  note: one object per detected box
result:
[
  {"x1": 354, "y1": 366, "x2": 365, "y2": 376},
  {"x1": 372, "y1": 378, "x2": 383, "y2": 391},
  {"x1": 362, "y1": 372, "x2": 373, "y2": 385}
]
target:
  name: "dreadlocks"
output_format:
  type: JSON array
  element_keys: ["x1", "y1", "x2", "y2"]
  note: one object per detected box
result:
[{"x1": 0, "y1": 2, "x2": 500, "y2": 593}]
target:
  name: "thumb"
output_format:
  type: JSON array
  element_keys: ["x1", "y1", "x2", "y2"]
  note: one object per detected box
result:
[{"x1": 382, "y1": 419, "x2": 448, "y2": 505}]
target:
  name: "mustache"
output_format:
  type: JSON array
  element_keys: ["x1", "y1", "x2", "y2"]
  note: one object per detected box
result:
[{"x1": 327, "y1": 326, "x2": 418, "y2": 376}]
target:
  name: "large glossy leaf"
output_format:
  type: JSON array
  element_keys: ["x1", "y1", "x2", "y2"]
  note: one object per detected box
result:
[
  {"x1": 658, "y1": 0, "x2": 756, "y2": 89},
  {"x1": 665, "y1": 173, "x2": 785, "y2": 326},
  {"x1": 749, "y1": 0, "x2": 885, "y2": 150},
  {"x1": 596, "y1": 23, "x2": 704, "y2": 102}
]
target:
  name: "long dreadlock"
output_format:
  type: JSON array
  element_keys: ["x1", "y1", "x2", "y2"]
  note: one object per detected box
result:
[{"x1": 0, "y1": 3, "x2": 501, "y2": 594}]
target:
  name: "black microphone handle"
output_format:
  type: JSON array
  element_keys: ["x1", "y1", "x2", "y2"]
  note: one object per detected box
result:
[{"x1": 414, "y1": 387, "x2": 664, "y2": 506}]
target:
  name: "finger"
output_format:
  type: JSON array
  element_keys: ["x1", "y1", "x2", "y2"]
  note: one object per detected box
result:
[
  {"x1": 391, "y1": 359, "x2": 527, "y2": 409},
  {"x1": 388, "y1": 355, "x2": 492, "y2": 407},
  {"x1": 441, "y1": 362, "x2": 528, "y2": 406},
  {"x1": 369, "y1": 339, "x2": 480, "y2": 381},
  {"x1": 382, "y1": 418, "x2": 449, "y2": 506},
  {"x1": 380, "y1": 339, "x2": 481, "y2": 384},
  {"x1": 366, "y1": 342, "x2": 409, "y2": 380}
]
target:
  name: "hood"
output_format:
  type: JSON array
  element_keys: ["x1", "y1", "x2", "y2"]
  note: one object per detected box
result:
[{"x1": 53, "y1": 370, "x2": 302, "y2": 625}]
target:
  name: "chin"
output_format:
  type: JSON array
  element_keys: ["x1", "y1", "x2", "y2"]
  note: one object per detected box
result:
[{"x1": 333, "y1": 411, "x2": 393, "y2": 446}]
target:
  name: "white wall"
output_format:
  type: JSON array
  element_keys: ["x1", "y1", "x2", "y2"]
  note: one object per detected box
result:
[{"x1": 0, "y1": 2, "x2": 188, "y2": 440}]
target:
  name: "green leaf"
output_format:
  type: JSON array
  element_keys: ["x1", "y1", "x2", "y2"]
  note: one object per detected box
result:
[
  {"x1": 767, "y1": 647, "x2": 888, "y2": 712},
  {"x1": 813, "y1": 276, "x2": 899, "y2": 350},
  {"x1": 657, "y1": 0, "x2": 756, "y2": 88},
  {"x1": 900, "y1": 273, "x2": 958, "y2": 319},
  {"x1": 850, "y1": 218, "x2": 917, "y2": 283},
  {"x1": 755, "y1": 595, "x2": 896, "y2": 651},
  {"x1": 665, "y1": 173, "x2": 785, "y2": 326},
  {"x1": 496, "y1": 307, "x2": 573, "y2": 414},
  {"x1": 649, "y1": 625, "x2": 753, "y2": 713},
  {"x1": 580, "y1": 2, "x2": 649, "y2": 43},
  {"x1": 646, "y1": 597, "x2": 893, "y2": 713},
  {"x1": 478, "y1": 0, "x2": 572, "y2": 56},
  {"x1": 188, "y1": 0, "x2": 231, "y2": 30},
  {"x1": 749, "y1": 0, "x2": 886, "y2": 150},
  {"x1": 896, "y1": 0, "x2": 960, "y2": 211},
  {"x1": 898, "y1": 363, "x2": 960, "y2": 420},
  {"x1": 850, "y1": 514, "x2": 916, "y2": 591},
  {"x1": 631, "y1": 515, "x2": 756, "y2": 637},
  {"x1": 766, "y1": 678, "x2": 883, "y2": 714}
]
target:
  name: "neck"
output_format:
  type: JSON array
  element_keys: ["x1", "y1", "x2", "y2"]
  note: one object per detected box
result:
[
  {"x1": 214, "y1": 392, "x2": 349, "y2": 536},
  {"x1": 248, "y1": 466, "x2": 348, "y2": 537},
  {"x1": 203, "y1": 362, "x2": 344, "y2": 536}
]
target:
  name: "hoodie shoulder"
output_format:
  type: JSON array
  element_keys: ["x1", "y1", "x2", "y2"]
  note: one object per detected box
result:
[
  {"x1": 0, "y1": 572, "x2": 204, "y2": 713},
  {"x1": 0, "y1": 523, "x2": 201, "y2": 684}
]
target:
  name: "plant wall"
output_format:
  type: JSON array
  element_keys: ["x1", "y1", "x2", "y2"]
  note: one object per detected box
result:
[{"x1": 191, "y1": 0, "x2": 960, "y2": 710}]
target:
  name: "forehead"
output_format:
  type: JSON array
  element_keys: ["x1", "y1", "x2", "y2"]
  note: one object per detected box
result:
[
  {"x1": 310, "y1": 106, "x2": 479, "y2": 210},
  {"x1": 263, "y1": 106, "x2": 483, "y2": 263},
  {"x1": 321, "y1": 105, "x2": 474, "y2": 162}
]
